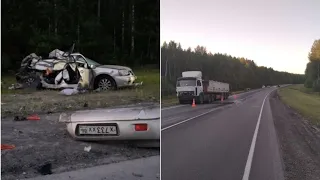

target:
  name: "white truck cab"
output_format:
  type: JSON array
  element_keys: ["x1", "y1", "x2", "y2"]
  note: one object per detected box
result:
[{"x1": 176, "y1": 71, "x2": 203, "y2": 97}]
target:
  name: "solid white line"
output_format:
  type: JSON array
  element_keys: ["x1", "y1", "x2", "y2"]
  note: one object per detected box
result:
[
  {"x1": 161, "y1": 89, "x2": 263, "y2": 131},
  {"x1": 161, "y1": 105, "x2": 186, "y2": 110},
  {"x1": 242, "y1": 90, "x2": 274, "y2": 180},
  {"x1": 161, "y1": 104, "x2": 232, "y2": 131}
]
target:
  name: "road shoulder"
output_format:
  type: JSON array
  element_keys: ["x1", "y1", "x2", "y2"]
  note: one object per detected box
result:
[
  {"x1": 26, "y1": 156, "x2": 160, "y2": 180},
  {"x1": 270, "y1": 91, "x2": 320, "y2": 180}
]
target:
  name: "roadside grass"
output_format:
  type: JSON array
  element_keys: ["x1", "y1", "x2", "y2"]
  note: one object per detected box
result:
[
  {"x1": 1, "y1": 75, "x2": 23, "y2": 94},
  {"x1": 161, "y1": 95, "x2": 178, "y2": 107},
  {"x1": 1, "y1": 69, "x2": 160, "y2": 116},
  {"x1": 231, "y1": 90, "x2": 246, "y2": 95},
  {"x1": 278, "y1": 84, "x2": 320, "y2": 126}
]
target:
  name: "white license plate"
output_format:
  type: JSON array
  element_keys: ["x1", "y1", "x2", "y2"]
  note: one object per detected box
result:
[{"x1": 78, "y1": 125, "x2": 117, "y2": 135}]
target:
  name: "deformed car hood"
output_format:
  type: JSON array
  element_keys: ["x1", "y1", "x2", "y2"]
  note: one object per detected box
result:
[
  {"x1": 97, "y1": 65, "x2": 132, "y2": 71},
  {"x1": 69, "y1": 104, "x2": 160, "y2": 122}
]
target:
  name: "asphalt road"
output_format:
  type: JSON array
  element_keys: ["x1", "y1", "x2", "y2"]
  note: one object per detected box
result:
[
  {"x1": 161, "y1": 88, "x2": 285, "y2": 180},
  {"x1": 27, "y1": 155, "x2": 160, "y2": 180}
]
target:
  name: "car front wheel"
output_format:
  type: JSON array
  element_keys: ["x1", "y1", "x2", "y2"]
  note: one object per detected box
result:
[{"x1": 95, "y1": 76, "x2": 116, "y2": 91}]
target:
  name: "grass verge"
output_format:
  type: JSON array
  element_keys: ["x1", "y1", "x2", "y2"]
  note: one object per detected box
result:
[
  {"x1": 278, "y1": 84, "x2": 320, "y2": 126},
  {"x1": 1, "y1": 69, "x2": 160, "y2": 116},
  {"x1": 161, "y1": 95, "x2": 178, "y2": 107}
]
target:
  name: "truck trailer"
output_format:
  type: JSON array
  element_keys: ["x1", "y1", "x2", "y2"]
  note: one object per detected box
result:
[{"x1": 176, "y1": 71, "x2": 230, "y2": 104}]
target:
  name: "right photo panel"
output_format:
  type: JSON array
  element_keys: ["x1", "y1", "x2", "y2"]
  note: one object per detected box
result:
[{"x1": 160, "y1": 0, "x2": 320, "y2": 180}]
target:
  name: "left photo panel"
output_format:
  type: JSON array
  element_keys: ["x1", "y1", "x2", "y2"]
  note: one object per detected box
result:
[{"x1": 1, "y1": 0, "x2": 160, "y2": 180}]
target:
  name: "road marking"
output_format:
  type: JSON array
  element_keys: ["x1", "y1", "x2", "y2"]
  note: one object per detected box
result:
[
  {"x1": 161, "y1": 115, "x2": 185, "y2": 126},
  {"x1": 161, "y1": 105, "x2": 186, "y2": 110},
  {"x1": 161, "y1": 97, "x2": 248, "y2": 131},
  {"x1": 242, "y1": 90, "x2": 275, "y2": 180},
  {"x1": 161, "y1": 104, "x2": 232, "y2": 131}
]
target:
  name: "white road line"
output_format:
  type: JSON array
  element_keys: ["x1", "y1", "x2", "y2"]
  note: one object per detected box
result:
[
  {"x1": 161, "y1": 90, "x2": 262, "y2": 130},
  {"x1": 242, "y1": 90, "x2": 275, "y2": 180},
  {"x1": 161, "y1": 104, "x2": 233, "y2": 131},
  {"x1": 161, "y1": 105, "x2": 186, "y2": 110}
]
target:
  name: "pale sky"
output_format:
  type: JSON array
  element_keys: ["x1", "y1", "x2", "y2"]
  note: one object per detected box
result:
[{"x1": 161, "y1": 0, "x2": 320, "y2": 74}]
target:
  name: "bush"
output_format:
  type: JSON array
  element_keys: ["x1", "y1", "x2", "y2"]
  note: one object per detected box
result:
[{"x1": 304, "y1": 77, "x2": 314, "y2": 88}]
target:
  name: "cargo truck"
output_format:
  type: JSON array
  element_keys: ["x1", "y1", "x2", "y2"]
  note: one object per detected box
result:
[{"x1": 176, "y1": 71, "x2": 230, "y2": 104}]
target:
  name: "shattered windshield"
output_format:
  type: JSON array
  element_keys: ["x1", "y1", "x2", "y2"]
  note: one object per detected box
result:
[
  {"x1": 74, "y1": 55, "x2": 101, "y2": 66},
  {"x1": 84, "y1": 57, "x2": 101, "y2": 66}
]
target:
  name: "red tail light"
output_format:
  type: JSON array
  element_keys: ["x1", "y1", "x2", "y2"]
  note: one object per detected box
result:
[{"x1": 135, "y1": 124, "x2": 148, "y2": 131}]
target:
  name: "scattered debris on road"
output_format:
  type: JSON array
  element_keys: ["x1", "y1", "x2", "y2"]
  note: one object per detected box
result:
[
  {"x1": 27, "y1": 114, "x2": 40, "y2": 121},
  {"x1": 8, "y1": 83, "x2": 24, "y2": 90},
  {"x1": 14, "y1": 116, "x2": 27, "y2": 121},
  {"x1": 132, "y1": 172, "x2": 144, "y2": 177},
  {"x1": 84, "y1": 145, "x2": 92, "y2": 152},
  {"x1": 13, "y1": 114, "x2": 40, "y2": 121},
  {"x1": 1, "y1": 144, "x2": 16, "y2": 150},
  {"x1": 38, "y1": 163, "x2": 52, "y2": 175},
  {"x1": 1, "y1": 111, "x2": 159, "y2": 180}
]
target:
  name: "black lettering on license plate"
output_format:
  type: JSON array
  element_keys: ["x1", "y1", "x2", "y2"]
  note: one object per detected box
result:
[{"x1": 81, "y1": 128, "x2": 87, "y2": 133}]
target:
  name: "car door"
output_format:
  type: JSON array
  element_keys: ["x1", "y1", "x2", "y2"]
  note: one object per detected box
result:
[{"x1": 74, "y1": 55, "x2": 94, "y2": 89}]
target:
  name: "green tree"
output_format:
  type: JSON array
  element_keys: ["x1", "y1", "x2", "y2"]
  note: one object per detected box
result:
[
  {"x1": 305, "y1": 39, "x2": 320, "y2": 91},
  {"x1": 1, "y1": 0, "x2": 160, "y2": 74},
  {"x1": 161, "y1": 41, "x2": 305, "y2": 96}
]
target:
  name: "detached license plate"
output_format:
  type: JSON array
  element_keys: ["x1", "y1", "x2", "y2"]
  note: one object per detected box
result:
[{"x1": 78, "y1": 125, "x2": 117, "y2": 135}]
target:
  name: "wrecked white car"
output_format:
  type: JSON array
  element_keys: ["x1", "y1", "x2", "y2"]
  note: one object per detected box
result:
[
  {"x1": 16, "y1": 45, "x2": 142, "y2": 91},
  {"x1": 59, "y1": 103, "x2": 160, "y2": 147}
]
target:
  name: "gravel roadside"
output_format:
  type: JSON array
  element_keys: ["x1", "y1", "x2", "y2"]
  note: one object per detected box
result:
[
  {"x1": 270, "y1": 91, "x2": 320, "y2": 180},
  {"x1": 1, "y1": 110, "x2": 159, "y2": 180}
]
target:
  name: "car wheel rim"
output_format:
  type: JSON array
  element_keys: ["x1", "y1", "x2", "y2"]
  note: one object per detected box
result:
[
  {"x1": 26, "y1": 78, "x2": 35, "y2": 85},
  {"x1": 99, "y1": 79, "x2": 112, "y2": 90}
]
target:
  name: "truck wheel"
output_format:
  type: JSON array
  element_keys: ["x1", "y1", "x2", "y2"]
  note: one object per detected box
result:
[
  {"x1": 199, "y1": 94, "x2": 204, "y2": 104},
  {"x1": 208, "y1": 95, "x2": 212, "y2": 103},
  {"x1": 213, "y1": 94, "x2": 217, "y2": 101}
]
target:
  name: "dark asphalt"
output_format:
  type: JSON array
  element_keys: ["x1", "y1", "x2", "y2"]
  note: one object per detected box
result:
[{"x1": 161, "y1": 88, "x2": 284, "y2": 180}]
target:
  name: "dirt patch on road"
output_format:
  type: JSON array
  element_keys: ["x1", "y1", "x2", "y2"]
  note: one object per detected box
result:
[
  {"x1": 1, "y1": 112, "x2": 159, "y2": 180},
  {"x1": 270, "y1": 91, "x2": 320, "y2": 180}
]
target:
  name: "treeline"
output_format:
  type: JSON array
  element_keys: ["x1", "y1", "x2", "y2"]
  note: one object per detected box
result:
[
  {"x1": 304, "y1": 39, "x2": 320, "y2": 92},
  {"x1": 161, "y1": 41, "x2": 305, "y2": 96},
  {"x1": 2, "y1": 0, "x2": 160, "y2": 73}
]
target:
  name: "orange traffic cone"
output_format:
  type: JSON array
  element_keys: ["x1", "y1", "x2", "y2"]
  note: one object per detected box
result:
[{"x1": 192, "y1": 98, "x2": 196, "y2": 107}]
